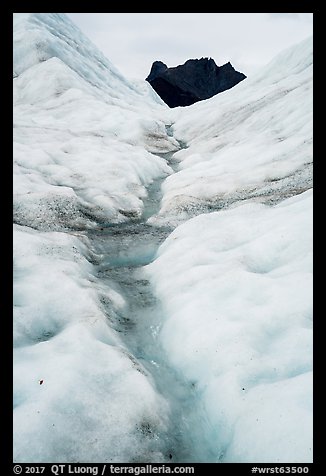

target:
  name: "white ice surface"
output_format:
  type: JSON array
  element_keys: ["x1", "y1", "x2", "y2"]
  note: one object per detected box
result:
[
  {"x1": 146, "y1": 190, "x2": 313, "y2": 462},
  {"x1": 13, "y1": 12, "x2": 313, "y2": 464},
  {"x1": 13, "y1": 12, "x2": 176, "y2": 463},
  {"x1": 13, "y1": 13, "x2": 178, "y2": 230},
  {"x1": 13, "y1": 224, "x2": 170, "y2": 462},
  {"x1": 149, "y1": 37, "x2": 312, "y2": 227}
]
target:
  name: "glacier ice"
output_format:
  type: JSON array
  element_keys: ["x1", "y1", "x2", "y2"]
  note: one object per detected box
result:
[
  {"x1": 13, "y1": 13, "x2": 178, "y2": 232},
  {"x1": 13, "y1": 12, "x2": 313, "y2": 464},
  {"x1": 148, "y1": 37, "x2": 312, "y2": 227},
  {"x1": 146, "y1": 190, "x2": 312, "y2": 462}
]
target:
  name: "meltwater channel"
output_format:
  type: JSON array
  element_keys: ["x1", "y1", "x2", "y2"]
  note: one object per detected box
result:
[{"x1": 85, "y1": 141, "x2": 218, "y2": 463}]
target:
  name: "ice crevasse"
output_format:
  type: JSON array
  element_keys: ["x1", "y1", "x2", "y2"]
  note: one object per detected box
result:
[
  {"x1": 13, "y1": 12, "x2": 312, "y2": 464},
  {"x1": 145, "y1": 34, "x2": 313, "y2": 462},
  {"x1": 13, "y1": 12, "x2": 179, "y2": 463}
]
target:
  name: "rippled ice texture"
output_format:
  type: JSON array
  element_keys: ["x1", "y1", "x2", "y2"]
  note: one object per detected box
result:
[
  {"x1": 147, "y1": 190, "x2": 313, "y2": 462},
  {"x1": 149, "y1": 37, "x2": 312, "y2": 227},
  {"x1": 13, "y1": 12, "x2": 313, "y2": 464}
]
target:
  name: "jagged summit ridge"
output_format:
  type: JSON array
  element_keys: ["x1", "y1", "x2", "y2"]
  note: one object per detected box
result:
[{"x1": 146, "y1": 57, "x2": 246, "y2": 107}]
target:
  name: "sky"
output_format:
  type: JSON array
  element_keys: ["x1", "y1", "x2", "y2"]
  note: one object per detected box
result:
[{"x1": 66, "y1": 13, "x2": 313, "y2": 80}]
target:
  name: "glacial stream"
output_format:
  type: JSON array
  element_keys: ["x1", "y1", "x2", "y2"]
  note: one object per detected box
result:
[{"x1": 85, "y1": 143, "x2": 217, "y2": 462}]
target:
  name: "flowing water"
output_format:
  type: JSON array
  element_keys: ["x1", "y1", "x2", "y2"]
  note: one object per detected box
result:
[{"x1": 85, "y1": 141, "x2": 217, "y2": 462}]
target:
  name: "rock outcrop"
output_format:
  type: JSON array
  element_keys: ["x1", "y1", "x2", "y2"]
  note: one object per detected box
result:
[{"x1": 146, "y1": 57, "x2": 246, "y2": 107}]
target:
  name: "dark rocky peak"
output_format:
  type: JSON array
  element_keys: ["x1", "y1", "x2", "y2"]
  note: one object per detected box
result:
[
  {"x1": 146, "y1": 61, "x2": 168, "y2": 82},
  {"x1": 146, "y1": 57, "x2": 246, "y2": 108}
]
